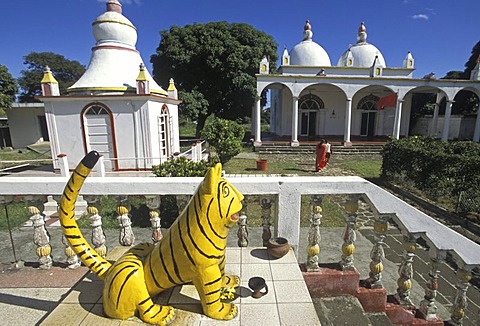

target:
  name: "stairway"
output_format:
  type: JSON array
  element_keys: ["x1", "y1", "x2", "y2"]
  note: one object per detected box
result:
[
  {"x1": 313, "y1": 295, "x2": 393, "y2": 326},
  {"x1": 301, "y1": 263, "x2": 444, "y2": 325},
  {"x1": 254, "y1": 143, "x2": 384, "y2": 155}
]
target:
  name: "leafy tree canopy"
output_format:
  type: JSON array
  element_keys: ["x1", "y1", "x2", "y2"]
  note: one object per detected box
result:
[
  {"x1": 463, "y1": 41, "x2": 480, "y2": 78},
  {"x1": 151, "y1": 21, "x2": 278, "y2": 136},
  {"x1": 440, "y1": 41, "x2": 480, "y2": 115},
  {"x1": 0, "y1": 65, "x2": 18, "y2": 112},
  {"x1": 17, "y1": 52, "x2": 85, "y2": 102}
]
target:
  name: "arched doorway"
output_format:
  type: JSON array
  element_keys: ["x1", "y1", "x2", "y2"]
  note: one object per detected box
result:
[
  {"x1": 358, "y1": 94, "x2": 379, "y2": 137},
  {"x1": 81, "y1": 103, "x2": 118, "y2": 170},
  {"x1": 299, "y1": 93, "x2": 324, "y2": 137}
]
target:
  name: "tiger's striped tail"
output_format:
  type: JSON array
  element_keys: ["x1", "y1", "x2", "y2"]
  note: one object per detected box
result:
[{"x1": 59, "y1": 151, "x2": 111, "y2": 280}]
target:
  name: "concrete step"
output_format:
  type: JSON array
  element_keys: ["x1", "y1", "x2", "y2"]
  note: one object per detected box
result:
[{"x1": 313, "y1": 295, "x2": 392, "y2": 326}]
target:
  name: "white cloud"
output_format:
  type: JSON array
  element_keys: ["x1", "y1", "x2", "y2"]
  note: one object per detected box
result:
[
  {"x1": 96, "y1": 0, "x2": 141, "y2": 4},
  {"x1": 412, "y1": 14, "x2": 429, "y2": 20}
]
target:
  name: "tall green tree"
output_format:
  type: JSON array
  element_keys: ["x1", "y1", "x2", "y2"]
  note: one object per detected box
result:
[
  {"x1": 463, "y1": 40, "x2": 480, "y2": 78},
  {"x1": 0, "y1": 65, "x2": 18, "y2": 114},
  {"x1": 441, "y1": 41, "x2": 480, "y2": 115},
  {"x1": 151, "y1": 22, "x2": 278, "y2": 137},
  {"x1": 17, "y1": 52, "x2": 85, "y2": 102}
]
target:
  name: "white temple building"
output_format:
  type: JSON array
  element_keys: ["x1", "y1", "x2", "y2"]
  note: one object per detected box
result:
[
  {"x1": 39, "y1": 0, "x2": 180, "y2": 171},
  {"x1": 255, "y1": 21, "x2": 480, "y2": 146}
]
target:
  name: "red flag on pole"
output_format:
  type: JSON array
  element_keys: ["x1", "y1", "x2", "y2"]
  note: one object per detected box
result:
[{"x1": 376, "y1": 92, "x2": 397, "y2": 110}]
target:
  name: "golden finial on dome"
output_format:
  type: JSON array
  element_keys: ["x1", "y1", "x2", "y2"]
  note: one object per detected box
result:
[
  {"x1": 304, "y1": 20, "x2": 311, "y2": 31},
  {"x1": 106, "y1": 0, "x2": 122, "y2": 14},
  {"x1": 358, "y1": 22, "x2": 366, "y2": 33},
  {"x1": 356, "y1": 22, "x2": 367, "y2": 43}
]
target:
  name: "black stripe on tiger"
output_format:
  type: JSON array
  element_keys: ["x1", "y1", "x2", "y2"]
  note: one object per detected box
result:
[
  {"x1": 158, "y1": 248, "x2": 178, "y2": 285},
  {"x1": 225, "y1": 198, "x2": 234, "y2": 222},
  {"x1": 61, "y1": 223, "x2": 77, "y2": 229},
  {"x1": 177, "y1": 215, "x2": 196, "y2": 267},
  {"x1": 139, "y1": 297, "x2": 150, "y2": 306},
  {"x1": 206, "y1": 298, "x2": 220, "y2": 306},
  {"x1": 205, "y1": 289, "x2": 220, "y2": 296},
  {"x1": 148, "y1": 254, "x2": 166, "y2": 290},
  {"x1": 66, "y1": 183, "x2": 75, "y2": 195},
  {"x1": 169, "y1": 234, "x2": 185, "y2": 284},
  {"x1": 143, "y1": 303, "x2": 155, "y2": 315},
  {"x1": 193, "y1": 195, "x2": 223, "y2": 252},
  {"x1": 205, "y1": 198, "x2": 227, "y2": 240},
  {"x1": 64, "y1": 234, "x2": 82, "y2": 239},
  {"x1": 205, "y1": 276, "x2": 222, "y2": 287},
  {"x1": 217, "y1": 182, "x2": 225, "y2": 219},
  {"x1": 116, "y1": 268, "x2": 138, "y2": 309},
  {"x1": 151, "y1": 306, "x2": 167, "y2": 319},
  {"x1": 186, "y1": 208, "x2": 223, "y2": 259},
  {"x1": 108, "y1": 264, "x2": 138, "y2": 299}
]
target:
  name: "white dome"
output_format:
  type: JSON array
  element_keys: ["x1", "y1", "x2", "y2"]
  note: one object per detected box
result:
[
  {"x1": 289, "y1": 20, "x2": 331, "y2": 67},
  {"x1": 290, "y1": 41, "x2": 331, "y2": 66},
  {"x1": 337, "y1": 22, "x2": 386, "y2": 68},
  {"x1": 93, "y1": 11, "x2": 137, "y2": 48},
  {"x1": 337, "y1": 43, "x2": 386, "y2": 67}
]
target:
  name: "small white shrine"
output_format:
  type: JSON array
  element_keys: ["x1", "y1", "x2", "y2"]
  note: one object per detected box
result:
[
  {"x1": 39, "y1": 0, "x2": 180, "y2": 171},
  {"x1": 255, "y1": 21, "x2": 480, "y2": 145}
]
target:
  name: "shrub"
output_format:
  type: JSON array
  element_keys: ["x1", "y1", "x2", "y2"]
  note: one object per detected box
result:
[
  {"x1": 200, "y1": 117, "x2": 245, "y2": 164},
  {"x1": 152, "y1": 156, "x2": 218, "y2": 177},
  {"x1": 381, "y1": 136, "x2": 480, "y2": 213}
]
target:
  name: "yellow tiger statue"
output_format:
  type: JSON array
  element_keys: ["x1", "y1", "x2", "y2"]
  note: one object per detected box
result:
[{"x1": 59, "y1": 151, "x2": 244, "y2": 325}]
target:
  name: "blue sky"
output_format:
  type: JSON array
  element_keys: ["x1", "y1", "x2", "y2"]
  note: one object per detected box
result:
[{"x1": 1, "y1": 0, "x2": 478, "y2": 85}]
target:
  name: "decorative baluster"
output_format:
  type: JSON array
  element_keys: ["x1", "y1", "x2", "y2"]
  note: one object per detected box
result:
[
  {"x1": 237, "y1": 196, "x2": 248, "y2": 247},
  {"x1": 146, "y1": 196, "x2": 162, "y2": 244},
  {"x1": 88, "y1": 206, "x2": 107, "y2": 258},
  {"x1": 29, "y1": 206, "x2": 53, "y2": 269},
  {"x1": 117, "y1": 204, "x2": 135, "y2": 246},
  {"x1": 261, "y1": 198, "x2": 272, "y2": 246},
  {"x1": 176, "y1": 195, "x2": 191, "y2": 214},
  {"x1": 450, "y1": 268, "x2": 472, "y2": 325},
  {"x1": 62, "y1": 234, "x2": 81, "y2": 269},
  {"x1": 340, "y1": 196, "x2": 358, "y2": 271},
  {"x1": 306, "y1": 195, "x2": 322, "y2": 272},
  {"x1": 366, "y1": 215, "x2": 388, "y2": 288},
  {"x1": 419, "y1": 255, "x2": 443, "y2": 320},
  {"x1": 395, "y1": 235, "x2": 417, "y2": 309}
]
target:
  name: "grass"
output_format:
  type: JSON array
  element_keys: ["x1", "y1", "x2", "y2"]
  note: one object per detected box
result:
[
  {"x1": 0, "y1": 149, "x2": 381, "y2": 230},
  {"x1": 337, "y1": 159, "x2": 383, "y2": 179},
  {"x1": 0, "y1": 148, "x2": 51, "y2": 170}
]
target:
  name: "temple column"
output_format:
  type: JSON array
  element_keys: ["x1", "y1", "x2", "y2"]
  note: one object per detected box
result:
[
  {"x1": 473, "y1": 108, "x2": 480, "y2": 142},
  {"x1": 291, "y1": 96, "x2": 299, "y2": 146},
  {"x1": 431, "y1": 103, "x2": 440, "y2": 137},
  {"x1": 442, "y1": 100, "x2": 454, "y2": 141},
  {"x1": 344, "y1": 98, "x2": 352, "y2": 146},
  {"x1": 253, "y1": 99, "x2": 262, "y2": 146},
  {"x1": 393, "y1": 100, "x2": 404, "y2": 139}
]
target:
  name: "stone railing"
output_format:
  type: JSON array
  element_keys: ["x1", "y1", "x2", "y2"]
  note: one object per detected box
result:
[{"x1": 1, "y1": 175, "x2": 479, "y2": 324}]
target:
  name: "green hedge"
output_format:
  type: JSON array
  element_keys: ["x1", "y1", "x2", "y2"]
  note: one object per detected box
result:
[{"x1": 381, "y1": 136, "x2": 480, "y2": 214}]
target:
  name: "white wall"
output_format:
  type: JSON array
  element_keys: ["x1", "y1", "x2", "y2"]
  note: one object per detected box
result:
[{"x1": 7, "y1": 105, "x2": 45, "y2": 148}]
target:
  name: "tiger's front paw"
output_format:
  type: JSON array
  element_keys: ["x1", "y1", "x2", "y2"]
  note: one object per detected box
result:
[
  {"x1": 222, "y1": 302, "x2": 238, "y2": 320},
  {"x1": 223, "y1": 274, "x2": 240, "y2": 288}
]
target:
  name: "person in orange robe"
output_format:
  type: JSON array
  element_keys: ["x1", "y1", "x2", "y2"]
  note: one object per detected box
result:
[{"x1": 315, "y1": 139, "x2": 327, "y2": 171}]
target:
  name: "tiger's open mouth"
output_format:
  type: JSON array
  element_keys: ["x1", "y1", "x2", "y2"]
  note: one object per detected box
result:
[{"x1": 230, "y1": 212, "x2": 240, "y2": 222}]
